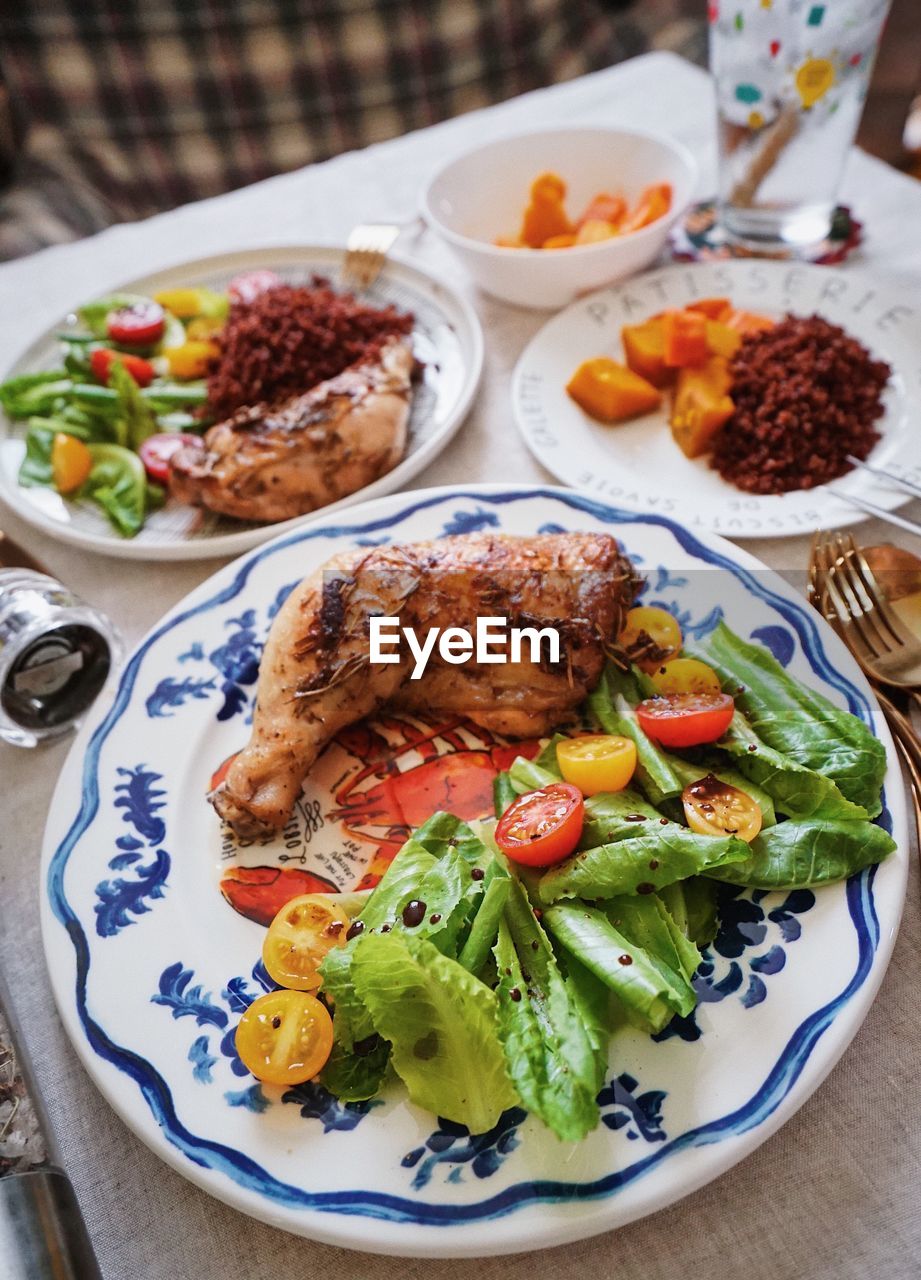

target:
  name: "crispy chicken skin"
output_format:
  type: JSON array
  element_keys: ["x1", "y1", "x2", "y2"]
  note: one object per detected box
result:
[
  {"x1": 170, "y1": 338, "x2": 412, "y2": 522},
  {"x1": 212, "y1": 532, "x2": 640, "y2": 838}
]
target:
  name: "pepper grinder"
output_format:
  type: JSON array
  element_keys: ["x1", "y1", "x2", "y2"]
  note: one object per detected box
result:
[{"x1": 0, "y1": 532, "x2": 123, "y2": 747}]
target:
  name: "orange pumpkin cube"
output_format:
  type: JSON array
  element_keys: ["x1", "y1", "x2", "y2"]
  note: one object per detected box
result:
[
  {"x1": 723, "y1": 308, "x2": 775, "y2": 335},
  {"x1": 705, "y1": 320, "x2": 743, "y2": 359},
  {"x1": 687, "y1": 297, "x2": 732, "y2": 320},
  {"x1": 669, "y1": 356, "x2": 735, "y2": 458},
  {"x1": 621, "y1": 318, "x2": 670, "y2": 388},
  {"x1": 566, "y1": 358, "x2": 662, "y2": 423},
  {"x1": 663, "y1": 308, "x2": 709, "y2": 367}
]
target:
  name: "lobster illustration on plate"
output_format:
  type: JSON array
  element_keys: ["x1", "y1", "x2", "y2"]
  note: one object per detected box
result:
[{"x1": 214, "y1": 715, "x2": 542, "y2": 926}]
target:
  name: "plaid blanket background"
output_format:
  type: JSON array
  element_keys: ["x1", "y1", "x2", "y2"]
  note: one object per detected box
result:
[{"x1": 0, "y1": 0, "x2": 704, "y2": 259}]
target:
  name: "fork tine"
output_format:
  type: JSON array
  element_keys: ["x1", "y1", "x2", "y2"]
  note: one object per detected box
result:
[
  {"x1": 846, "y1": 535, "x2": 919, "y2": 649},
  {"x1": 823, "y1": 535, "x2": 890, "y2": 665},
  {"x1": 833, "y1": 531, "x2": 914, "y2": 657},
  {"x1": 819, "y1": 569, "x2": 878, "y2": 671},
  {"x1": 823, "y1": 534, "x2": 888, "y2": 661}
]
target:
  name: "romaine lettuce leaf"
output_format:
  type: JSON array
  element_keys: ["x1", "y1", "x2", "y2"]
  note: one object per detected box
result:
[
  {"x1": 605, "y1": 895, "x2": 700, "y2": 990},
  {"x1": 508, "y1": 756, "x2": 559, "y2": 794},
  {"x1": 659, "y1": 878, "x2": 720, "y2": 948},
  {"x1": 319, "y1": 814, "x2": 491, "y2": 1099},
  {"x1": 542, "y1": 902, "x2": 692, "y2": 1032},
  {"x1": 691, "y1": 620, "x2": 886, "y2": 817},
  {"x1": 705, "y1": 816, "x2": 896, "y2": 888},
  {"x1": 317, "y1": 944, "x2": 386, "y2": 1100},
  {"x1": 559, "y1": 951, "x2": 612, "y2": 1094},
  {"x1": 350, "y1": 932, "x2": 517, "y2": 1133},
  {"x1": 718, "y1": 710, "x2": 868, "y2": 822},
  {"x1": 494, "y1": 770, "x2": 517, "y2": 817},
  {"x1": 492, "y1": 879, "x2": 600, "y2": 1141},
  {"x1": 588, "y1": 666, "x2": 684, "y2": 807},
  {"x1": 540, "y1": 795, "x2": 749, "y2": 903},
  {"x1": 457, "y1": 874, "x2": 510, "y2": 976},
  {"x1": 580, "y1": 788, "x2": 670, "y2": 846},
  {"x1": 663, "y1": 752, "x2": 777, "y2": 828}
]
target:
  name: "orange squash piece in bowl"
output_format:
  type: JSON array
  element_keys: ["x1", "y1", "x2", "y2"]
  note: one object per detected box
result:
[
  {"x1": 567, "y1": 358, "x2": 661, "y2": 423},
  {"x1": 578, "y1": 193, "x2": 627, "y2": 229},
  {"x1": 619, "y1": 182, "x2": 673, "y2": 233},
  {"x1": 520, "y1": 172, "x2": 573, "y2": 248},
  {"x1": 574, "y1": 219, "x2": 620, "y2": 245},
  {"x1": 670, "y1": 356, "x2": 735, "y2": 458}
]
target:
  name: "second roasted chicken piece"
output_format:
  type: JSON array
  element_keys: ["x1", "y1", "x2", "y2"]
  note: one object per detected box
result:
[
  {"x1": 170, "y1": 337, "x2": 413, "y2": 522},
  {"x1": 212, "y1": 532, "x2": 640, "y2": 838}
]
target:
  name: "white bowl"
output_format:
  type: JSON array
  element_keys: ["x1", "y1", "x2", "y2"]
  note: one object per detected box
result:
[{"x1": 422, "y1": 127, "x2": 698, "y2": 310}]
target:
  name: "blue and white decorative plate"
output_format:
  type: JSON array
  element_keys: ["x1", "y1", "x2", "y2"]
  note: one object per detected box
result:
[{"x1": 41, "y1": 485, "x2": 908, "y2": 1256}]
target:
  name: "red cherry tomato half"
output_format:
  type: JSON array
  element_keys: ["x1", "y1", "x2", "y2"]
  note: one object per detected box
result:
[
  {"x1": 106, "y1": 301, "x2": 166, "y2": 346},
  {"x1": 495, "y1": 782, "x2": 584, "y2": 868},
  {"x1": 228, "y1": 270, "x2": 281, "y2": 305},
  {"x1": 635, "y1": 692, "x2": 735, "y2": 749},
  {"x1": 89, "y1": 348, "x2": 155, "y2": 387},
  {"x1": 138, "y1": 432, "x2": 201, "y2": 484}
]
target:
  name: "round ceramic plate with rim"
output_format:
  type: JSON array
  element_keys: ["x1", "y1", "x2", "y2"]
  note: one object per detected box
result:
[
  {"x1": 41, "y1": 483, "x2": 907, "y2": 1257},
  {"x1": 512, "y1": 260, "x2": 920, "y2": 539},
  {"x1": 0, "y1": 246, "x2": 483, "y2": 561}
]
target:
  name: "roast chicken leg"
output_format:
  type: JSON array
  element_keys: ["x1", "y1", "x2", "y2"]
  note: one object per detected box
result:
[
  {"x1": 211, "y1": 532, "x2": 640, "y2": 837},
  {"x1": 170, "y1": 337, "x2": 413, "y2": 522}
]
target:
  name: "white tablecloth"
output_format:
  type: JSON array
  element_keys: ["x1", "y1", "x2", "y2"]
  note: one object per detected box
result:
[{"x1": 2, "y1": 51, "x2": 920, "y2": 1280}]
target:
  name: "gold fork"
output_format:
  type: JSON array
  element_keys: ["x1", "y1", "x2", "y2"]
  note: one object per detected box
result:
[
  {"x1": 809, "y1": 530, "x2": 921, "y2": 777},
  {"x1": 341, "y1": 223, "x2": 400, "y2": 292},
  {"x1": 811, "y1": 531, "x2": 921, "y2": 688}
]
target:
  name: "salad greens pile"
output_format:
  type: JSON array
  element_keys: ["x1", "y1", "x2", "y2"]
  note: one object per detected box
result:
[
  {"x1": 0, "y1": 291, "x2": 216, "y2": 536},
  {"x1": 316, "y1": 622, "x2": 894, "y2": 1140}
]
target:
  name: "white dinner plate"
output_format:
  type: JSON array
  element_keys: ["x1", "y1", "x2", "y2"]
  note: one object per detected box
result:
[
  {"x1": 41, "y1": 484, "x2": 907, "y2": 1256},
  {"x1": 0, "y1": 247, "x2": 483, "y2": 560},
  {"x1": 512, "y1": 262, "x2": 920, "y2": 539}
]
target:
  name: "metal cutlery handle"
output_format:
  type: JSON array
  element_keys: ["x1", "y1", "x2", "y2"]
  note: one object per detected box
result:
[
  {"x1": 826, "y1": 487, "x2": 921, "y2": 538},
  {"x1": 0, "y1": 974, "x2": 102, "y2": 1279},
  {"x1": 845, "y1": 455, "x2": 921, "y2": 504},
  {"x1": 870, "y1": 686, "x2": 921, "y2": 777}
]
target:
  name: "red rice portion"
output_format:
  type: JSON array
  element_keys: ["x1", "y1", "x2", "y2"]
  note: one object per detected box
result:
[
  {"x1": 207, "y1": 279, "x2": 414, "y2": 418},
  {"x1": 711, "y1": 314, "x2": 891, "y2": 495}
]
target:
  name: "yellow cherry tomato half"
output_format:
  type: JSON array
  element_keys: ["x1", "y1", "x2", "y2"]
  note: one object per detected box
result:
[
  {"x1": 556, "y1": 734, "x2": 638, "y2": 796},
  {"x1": 186, "y1": 315, "x2": 225, "y2": 341},
  {"x1": 682, "y1": 774, "x2": 763, "y2": 844},
  {"x1": 649, "y1": 657, "x2": 722, "y2": 697},
  {"x1": 164, "y1": 339, "x2": 220, "y2": 380},
  {"x1": 619, "y1": 606, "x2": 682, "y2": 672},
  {"x1": 153, "y1": 287, "x2": 207, "y2": 318},
  {"x1": 234, "y1": 989, "x2": 334, "y2": 1086},
  {"x1": 51, "y1": 433, "x2": 93, "y2": 494},
  {"x1": 262, "y1": 894, "x2": 349, "y2": 992}
]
